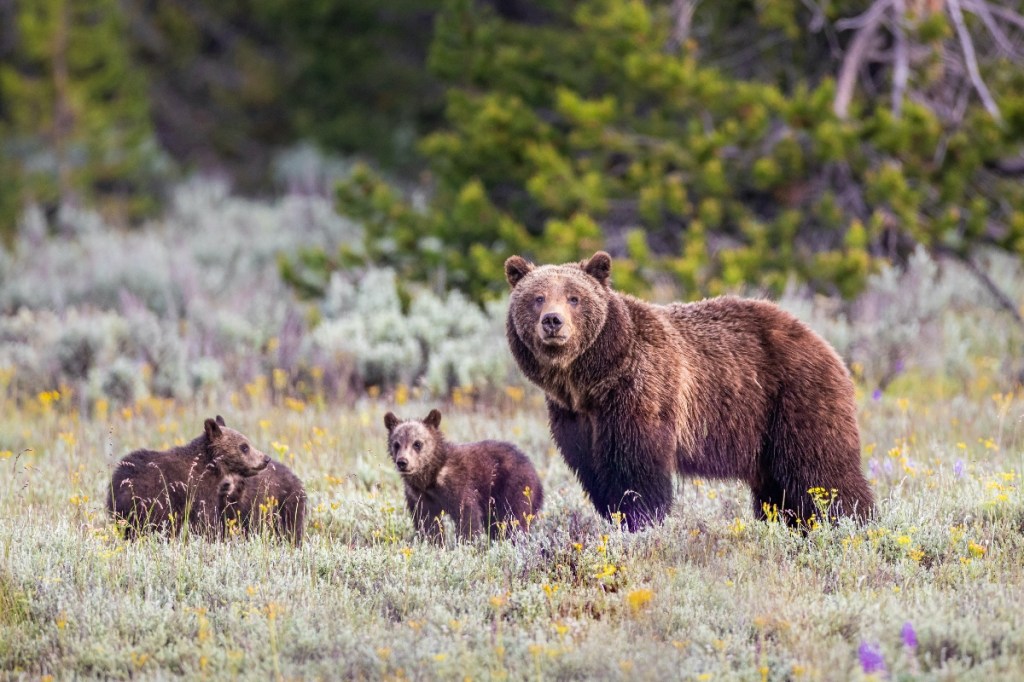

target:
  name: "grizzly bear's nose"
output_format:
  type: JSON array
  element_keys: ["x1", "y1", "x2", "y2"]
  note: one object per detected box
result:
[
  {"x1": 541, "y1": 312, "x2": 563, "y2": 334},
  {"x1": 396, "y1": 457, "x2": 409, "y2": 472}
]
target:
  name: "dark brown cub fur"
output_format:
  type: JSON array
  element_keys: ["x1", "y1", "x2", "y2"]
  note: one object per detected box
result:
[
  {"x1": 505, "y1": 251, "x2": 874, "y2": 531},
  {"x1": 106, "y1": 416, "x2": 270, "y2": 539},
  {"x1": 384, "y1": 409, "x2": 543, "y2": 541},
  {"x1": 220, "y1": 460, "x2": 306, "y2": 546}
]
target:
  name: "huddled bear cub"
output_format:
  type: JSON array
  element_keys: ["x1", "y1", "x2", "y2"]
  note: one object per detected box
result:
[
  {"x1": 384, "y1": 409, "x2": 543, "y2": 540},
  {"x1": 107, "y1": 415, "x2": 270, "y2": 538},
  {"x1": 505, "y1": 251, "x2": 874, "y2": 531},
  {"x1": 219, "y1": 457, "x2": 307, "y2": 546}
]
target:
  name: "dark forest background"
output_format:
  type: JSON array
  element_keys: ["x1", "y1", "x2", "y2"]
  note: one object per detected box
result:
[{"x1": 2, "y1": 0, "x2": 1024, "y2": 302}]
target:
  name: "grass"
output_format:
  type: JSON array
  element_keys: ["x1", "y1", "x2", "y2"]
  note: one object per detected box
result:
[{"x1": 1, "y1": 381, "x2": 1023, "y2": 680}]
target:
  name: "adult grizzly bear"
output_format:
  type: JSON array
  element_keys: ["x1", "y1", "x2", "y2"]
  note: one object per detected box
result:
[
  {"x1": 107, "y1": 416, "x2": 270, "y2": 539},
  {"x1": 505, "y1": 251, "x2": 873, "y2": 531},
  {"x1": 384, "y1": 409, "x2": 543, "y2": 541}
]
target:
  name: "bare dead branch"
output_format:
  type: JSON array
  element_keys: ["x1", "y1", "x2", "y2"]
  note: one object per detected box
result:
[
  {"x1": 957, "y1": 251, "x2": 1024, "y2": 327},
  {"x1": 986, "y1": 155, "x2": 1024, "y2": 175},
  {"x1": 964, "y1": 0, "x2": 1024, "y2": 58},
  {"x1": 665, "y1": 0, "x2": 699, "y2": 54},
  {"x1": 834, "y1": 0, "x2": 893, "y2": 119},
  {"x1": 892, "y1": 0, "x2": 909, "y2": 117},
  {"x1": 836, "y1": 0, "x2": 893, "y2": 31},
  {"x1": 964, "y1": 0, "x2": 1024, "y2": 32},
  {"x1": 947, "y1": 0, "x2": 1003, "y2": 122}
]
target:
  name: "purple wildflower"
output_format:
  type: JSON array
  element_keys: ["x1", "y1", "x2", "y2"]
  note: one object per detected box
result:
[
  {"x1": 872, "y1": 388, "x2": 883, "y2": 401},
  {"x1": 953, "y1": 459, "x2": 965, "y2": 478},
  {"x1": 894, "y1": 359, "x2": 905, "y2": 373},
  {"x1": 883, "y1": 459, "x2": 893, "y2": 474},
  {"x1": 858, "y1": 641, "x2": 886, "y2": 675},
  {"x1": 901, "y1": 621, "x2": 917, "y2": 649},
  {"x1": 869, "y1": 459, "x2": 881, "y2": 478}
]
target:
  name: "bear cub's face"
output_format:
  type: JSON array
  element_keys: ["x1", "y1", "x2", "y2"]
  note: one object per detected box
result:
[
  {"x1": 205, "y1": 416, "x2": 271, "y2": 477},
  {"x1": 505, "y1": 251, "x2": 613, "y2": 365},
  {"x1": 384, "y1": 409, "x2": 442, "y2": 477}
]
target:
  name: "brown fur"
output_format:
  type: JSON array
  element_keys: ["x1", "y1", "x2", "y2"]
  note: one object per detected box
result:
[
  {"x1": 384, "y1": 409, "x2": 543, "y2": 541},
  {"x1": 505, "y1": 251, "x2": 874, "y2": 531},
  {"x1": 220, "y1": 460, "x2": 306, "y2": 546},
  {"x1": 106, "y1": 416, "x2": 271, "y2": 539}
]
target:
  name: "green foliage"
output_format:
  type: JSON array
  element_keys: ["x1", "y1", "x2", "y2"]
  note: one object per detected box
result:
[
  {"x1": 0, "y1": 0, "x2": 163, "y2": 234},
  {"x1": 245, "y1": 0, "x2": 445, "y2": 172},
  {"x1": 321, "y1": 0, "x2": 1024, "y2": 302}
]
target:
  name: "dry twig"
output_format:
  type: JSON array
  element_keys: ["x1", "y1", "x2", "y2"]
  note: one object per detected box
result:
[
  {"x1": 834, "y1": 0, "x2": 893, "y2": 118},
  {"x1": 947, "y1": 0, "x2": 1003, "y2": 122}
]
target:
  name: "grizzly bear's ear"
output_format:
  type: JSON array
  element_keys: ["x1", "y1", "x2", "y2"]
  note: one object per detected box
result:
[
  {"x1": 424, "y1": 409, "x2": 442, "y2": 429},
  {"x1": 583, "y1": 251, "x2": 612, "y2": 286},
  {"x1": 215, "y1": 415, "x2": 226, "y2": 427},
  {"x1": 384, "y1": 412, "x2": 400, "y2": 432},
  {"x1": 204, "y1": 417, "x2": 222, "y2": 441},
  {"x1": 504, "y1": 255, "x2": 534, "y2": 289}
]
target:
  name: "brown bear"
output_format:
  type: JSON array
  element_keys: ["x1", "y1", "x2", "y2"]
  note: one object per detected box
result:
[
  {"x1": 107, "y1": 416, "x2": 270, "y2": 539},
  {"x1": 504, "y1": 251, "x2": 874, "y2": 531},
  {"x1": 220, "y1": 460, "x2": 306, "y2": 546},
  {"x1": 384, "y1": 409, "x2": 543, "y2": 541}
]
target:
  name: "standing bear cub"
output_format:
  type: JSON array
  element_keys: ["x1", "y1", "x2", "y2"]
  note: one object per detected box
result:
[
  {"x1": 505, "y1": 251, "x2": 873, "y2": 531},
  {"x1": 384, "y1": 409, "x2": 543, "y2": 541},
  {"x1": 107, "y1": 416, "x2": 270, "y2": 538}
]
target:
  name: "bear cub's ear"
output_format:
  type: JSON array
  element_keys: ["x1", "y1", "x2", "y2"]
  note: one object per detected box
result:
[
  {"x1": 424, "y1": 409, "x2": 442, "y2": 429},
  {"x1": 505, "y1": 255, "x2": 535, "y2": 289},
  {"x1": 583, "y1": 251, "x2": 612, "y2": 286},
  {"x1": 215, "y1": 415, "x2": 227, "y2": 427},
  {"x1": 204, "y1": 417, "x2": 223, "y2": 441},
  {"x1": 384, "y1": 412, "x2": 400, "y2": 432}
]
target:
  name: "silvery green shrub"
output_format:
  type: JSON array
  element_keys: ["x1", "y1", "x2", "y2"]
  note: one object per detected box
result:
[
  {"x1": 306, "y1": 269, "x2": 517, "y2": 395},
  {"x1": 89, "y1": 357, "x2": 147, "y2": 406}
]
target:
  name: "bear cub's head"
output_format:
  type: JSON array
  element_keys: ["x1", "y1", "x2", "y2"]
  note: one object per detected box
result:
[
  {"x1": 204, "y1": 415, "x2": 271, "y2": 477},
  {"x1": 384, "y1": 409, "x2": 443, "y2": 478},
  {"x1": 505, "y1": 251, "x2": 613, "y2": 366}
]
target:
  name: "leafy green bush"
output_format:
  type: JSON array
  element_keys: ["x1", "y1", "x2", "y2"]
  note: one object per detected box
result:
[{"x1": 323, "y1": 0, "x2": 1024, "y2": 303}]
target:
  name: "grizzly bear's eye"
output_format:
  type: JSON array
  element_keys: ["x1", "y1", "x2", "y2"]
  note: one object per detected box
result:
[
  {"x1": 240, "y1": 444, "x2": 249, "y2": 454},
  {"x1": 413, "y1": 441, "x2": 423, "y2": 452},
  {"x1": 392, "y1": 442, "x2": 400, "y2": 453},
  {"x1": 534, "y1": 295, "x2": 545, "y2": 305},
  {"x1": 568, "y1": 295, "x2": 579, "y2": 306}
]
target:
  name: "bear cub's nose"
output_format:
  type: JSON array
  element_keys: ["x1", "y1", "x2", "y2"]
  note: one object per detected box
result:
[
  {"x1": 541, "y1": 312, "x2": 563, "y2": 334},
  {"x1": 396, "y1": 456, "x2": 409, "y2": 472}
]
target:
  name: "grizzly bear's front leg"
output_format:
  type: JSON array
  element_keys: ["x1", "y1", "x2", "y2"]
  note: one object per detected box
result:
[
  {"x1": 405, "y1": 490, "x2": 444, "y2": 543},
  {"x1": 547, "y1": 399, "x2": 595, "y2": 483},
  {"x1": 549, "y1": 400, "x2": 674, "y2": 531}
]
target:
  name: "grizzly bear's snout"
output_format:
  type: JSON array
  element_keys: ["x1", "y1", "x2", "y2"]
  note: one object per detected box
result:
[
  {"x1": 395, "y1": 456, "x2": 410, "y2": 472},
  {"x1": 541, "y1": 311, "x2": 564, "y2": 336}
]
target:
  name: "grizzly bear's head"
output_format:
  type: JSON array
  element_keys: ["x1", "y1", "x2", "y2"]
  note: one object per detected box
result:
[
  {"x1": 504, "y1": 251, "x2": 612, "y2": 367},
  {"x1": 384, "y1": 409, "x2": 443, "y2": 479},
  {"x1": 204, "y1": 415, "x2": 271, "y2": 477}
]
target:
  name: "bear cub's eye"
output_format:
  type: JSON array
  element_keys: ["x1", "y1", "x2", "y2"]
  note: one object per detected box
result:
[
  {"x1": 534, "y1": 295, "x2": 544, "y2": 305},
  {"x1": 413, "y1": 441, "x2": 423, "y2": 452},
  {"x1": 568, "y1": 295, "x2": 580, "y2": 306},
  {"x1": 392, "y1": 442, "x2": 400, "y2": 453},
  {"x1": 240, "y1": 443, "x2": 249, "y2": 454}
]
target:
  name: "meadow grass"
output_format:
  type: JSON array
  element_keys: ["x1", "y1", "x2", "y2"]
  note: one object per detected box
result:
[{"x1": 1, "y1": 380, "x2": 1023, "y2": 681}]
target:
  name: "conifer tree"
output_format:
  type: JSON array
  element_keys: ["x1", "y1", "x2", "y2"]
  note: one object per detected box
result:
[{"x1": 0, "y1": 0, "x2": 158, "y2": 235}]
